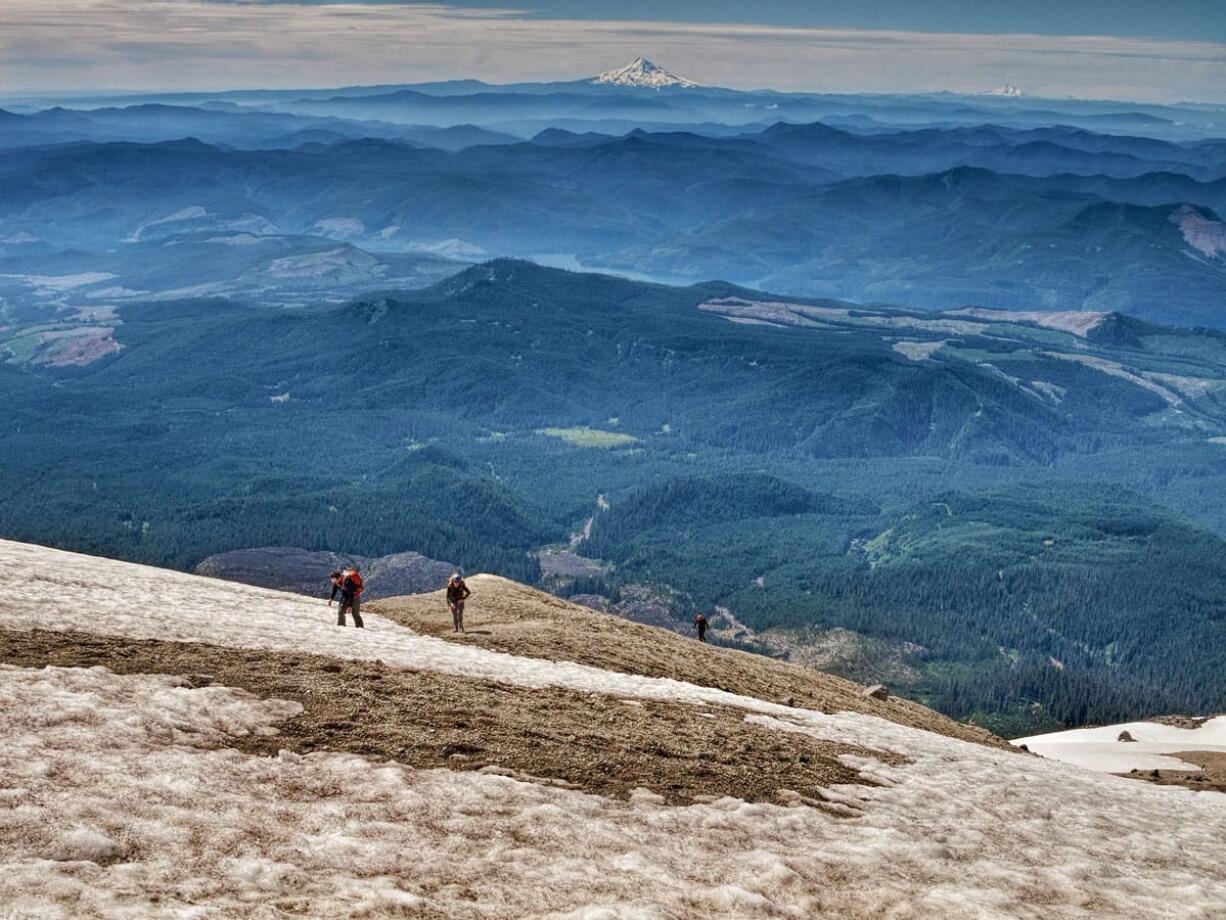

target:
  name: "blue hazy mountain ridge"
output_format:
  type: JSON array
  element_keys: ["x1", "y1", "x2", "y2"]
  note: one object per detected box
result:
[
  {"x1": 1, "y1": 111, "x2": 1223, "y2": 325},
  {"x1": 5, "y1": 260, "x2": 1226, "y2": 734},
  {"x1": 746, "y1": 121, "x2": 1226, "y2": 179},
  {"x1": 249, "y1": 87, "x2": 1224, "y2": 139},
  {"x1": 16, "y1": 75, "x2": 1223, "y2": 139},
  {"x1": 0, "y1": 104, "x2": 520, "y2": 151}
]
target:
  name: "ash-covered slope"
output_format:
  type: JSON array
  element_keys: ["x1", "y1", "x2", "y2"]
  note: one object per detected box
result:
[
  {"x1": 3, "y1": 537, "x2": 1226, "y2": 918},
  {"x1": 369, "y1": 578, "x2": 997, "y2": 748}
]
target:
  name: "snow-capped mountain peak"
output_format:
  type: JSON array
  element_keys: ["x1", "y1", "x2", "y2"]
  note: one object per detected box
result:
[{"x1": 592, "y1": 57, "x2": 700, "y2": 89}]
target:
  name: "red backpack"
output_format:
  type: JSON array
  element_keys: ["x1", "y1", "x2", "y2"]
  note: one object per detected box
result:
[{"x1": 345, "y1": 571, "x2": 364, "y2": 596}]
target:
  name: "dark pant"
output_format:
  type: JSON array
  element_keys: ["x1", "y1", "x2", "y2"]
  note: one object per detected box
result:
[
  {"x1": 338, "y1": 595, "x2": 364, "y2": 628},
  {"x1": 697, "y1": 625, "x2": 707, "y2": 642},
  {"x1": 450, "y1": 601, "x2": 464, "y2": 631}
]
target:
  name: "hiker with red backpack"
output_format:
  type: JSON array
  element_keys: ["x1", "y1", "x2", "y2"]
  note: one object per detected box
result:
[
  {"x1": 329, "y1": 567, "x2": 365, "y2": 628},
  {"x1": 694, "y1": 612, "x2": 709, "y2": 642}
]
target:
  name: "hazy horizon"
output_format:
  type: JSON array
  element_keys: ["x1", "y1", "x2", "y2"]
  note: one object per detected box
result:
[{"x1": 3, "y1": 1, "x2": 1225, "y2": 104}]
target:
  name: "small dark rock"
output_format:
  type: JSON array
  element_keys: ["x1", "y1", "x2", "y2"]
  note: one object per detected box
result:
[
  {"x1": 1118, "y1": 730, "x2": 1137, "y2": 743},
  {"x1": 863, "y1": 684, "x2": 889, "y2": 701}
]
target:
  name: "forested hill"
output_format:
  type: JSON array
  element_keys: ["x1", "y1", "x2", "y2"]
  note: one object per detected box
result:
[
  {"x1": 585, "y1": 476, "x2": 1226, "y2": 735},
  {"x1": 5, "y1": 260, "x2": 1226, "y2": 732}
]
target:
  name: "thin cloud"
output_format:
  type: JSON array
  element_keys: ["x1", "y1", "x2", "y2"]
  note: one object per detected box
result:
[{"x1": 1, "y1": 0, "x2": 1223, "y2": 102}]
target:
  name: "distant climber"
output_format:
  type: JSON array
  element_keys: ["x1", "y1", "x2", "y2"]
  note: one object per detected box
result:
[
  {"x1": 694, "y1": 612, "x2": 709, "y2": 642},
  {"x1": 330, "y1": 567, "x2": 365, "y2": 628},
  {"x1": 447, "y1": 573, "x2": 471, "y2": 632}
]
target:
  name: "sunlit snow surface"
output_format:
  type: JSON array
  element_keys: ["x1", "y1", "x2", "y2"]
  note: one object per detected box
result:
[
  {"x1": 1015, "y1": 719, "x2": 1226, "y2": 774},
  {"x1": 4, "y1": 538, "x2": 1226, "y2": 918}
]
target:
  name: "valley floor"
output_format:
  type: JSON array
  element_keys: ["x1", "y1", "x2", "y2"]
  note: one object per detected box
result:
[{"x1": 3, "y1": 538, "x2": 1226, "y2": 918}]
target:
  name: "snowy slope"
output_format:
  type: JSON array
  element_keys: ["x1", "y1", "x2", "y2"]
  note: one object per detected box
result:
[
  {"x1": 1016, "y1": 718, "x2": 1226, "y2": 773},
  {"x1": 592, "y1": 57, "x2": 700, "y2": 88},
  {"x1": 4, "y1": 538, "x2": 1226, "y2": 918}
]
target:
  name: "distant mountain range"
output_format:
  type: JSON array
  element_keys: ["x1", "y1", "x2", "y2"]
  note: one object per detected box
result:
[
  {"x1": 0, "y1": 103, "x2": 520, "y2": 151},
  {"x1": 2, "y1": 117, "x2": 1222, "y2": 326},
  {"x1": 3, "y1": 64, "x2": 1223, "y2": 329},
  {"x1": 9, "y1": 63, "x2": 1221, "y2": 140}
]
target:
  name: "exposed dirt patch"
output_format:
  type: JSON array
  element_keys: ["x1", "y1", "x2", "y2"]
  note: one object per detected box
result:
[
  {"x1": 42, "y1": 327, "x2": 122, "y2": 366},
  {"x1": 370, "y1": 576, "x2": 1009, "y2": 751},
  {"x1": 1148, "y1": 714, "x2": 1220, "y2": 730},
  {"x1": 1, "y1": 628, "x2": 900, "y2": 808},
  {"x1": 1120, "y1": 751, "x2": 1226, "y2": 794}
]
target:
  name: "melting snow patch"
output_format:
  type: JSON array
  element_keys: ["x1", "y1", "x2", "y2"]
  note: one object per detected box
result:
[{"x1": 1015, "y1": 718, "x2": 1226, "y2": 774}]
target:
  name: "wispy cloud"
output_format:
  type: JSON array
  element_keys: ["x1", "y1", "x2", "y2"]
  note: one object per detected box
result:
[{"x1": 1, "y1": 0, "x2": 1223, "y2": 102}]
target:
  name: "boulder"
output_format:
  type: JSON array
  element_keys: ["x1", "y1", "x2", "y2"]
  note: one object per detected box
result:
[
  {"x1": 1118, "y1": 730, "x2": 1137, "y2": 743},
  {"x1": 863, "y1": 684, "x2": 890, "y2": 701}
]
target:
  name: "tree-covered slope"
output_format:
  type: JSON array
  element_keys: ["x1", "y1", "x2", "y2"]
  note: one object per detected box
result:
[{"x1": 583, "y1": 476, "x2": 1226, "y2": 734}]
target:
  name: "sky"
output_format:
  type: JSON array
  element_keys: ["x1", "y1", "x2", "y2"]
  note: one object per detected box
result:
[{"x1": 2, "y1": 0, "x2": 1224, "y2": 102}]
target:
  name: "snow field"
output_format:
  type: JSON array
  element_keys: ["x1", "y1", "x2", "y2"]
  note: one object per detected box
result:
[
  {"x1": 1015, "y1": 718, "x2": 1226, "y2": 773},
  {"x1": 5, "y1": 539, "x2": 916, "y2": 725},
  {"x1": 0, "y1": 665, "x2": 993, "y2": 919},
  {"x1": 4, "y1": 539, "x2": 1226, "y2": 917}
]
